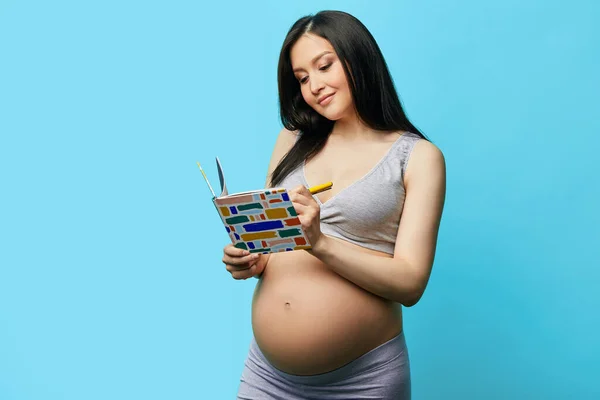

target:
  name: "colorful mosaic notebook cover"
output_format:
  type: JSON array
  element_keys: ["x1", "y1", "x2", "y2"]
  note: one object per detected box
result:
[{"x1": 200, "y1": 157, "x2": 312, "y2": 254}]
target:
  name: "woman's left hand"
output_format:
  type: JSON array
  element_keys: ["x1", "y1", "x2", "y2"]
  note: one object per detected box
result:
[{"x1": 288, "y1": 185, "x2": 323, "y2": 249}]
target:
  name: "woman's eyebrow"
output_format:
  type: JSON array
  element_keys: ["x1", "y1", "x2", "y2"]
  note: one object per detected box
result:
[{"x1": 293, "y1": 51, "x2": 333, "y2": 73}]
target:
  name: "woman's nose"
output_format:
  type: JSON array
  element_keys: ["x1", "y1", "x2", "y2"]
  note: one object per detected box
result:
[{"x1": 310, "y1": 76, "x2": 325, "y2": 94}]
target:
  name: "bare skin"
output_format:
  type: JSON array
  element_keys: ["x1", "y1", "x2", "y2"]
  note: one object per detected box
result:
[{"x1": 221, "y1": 33, "x2": 446, "y2": 375}]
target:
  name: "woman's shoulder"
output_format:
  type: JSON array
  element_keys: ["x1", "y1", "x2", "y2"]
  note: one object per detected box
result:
[
  {"x1": 413, "y1": 136, "x2": 444, "y2": 162},
  {"x1": 273, "y1": 127, "x2": 300, "y2": 153},
  {"x1": 398, "y1": 130, "x2": 444, "y2": 159},
  {"x1": 265, "y1": 128, "x2": 300, "y2": 186},
  {"x1": 404, "y1": 135, "x2": 446, "y2": 184},
  {"x1": 279, "y1": 127, "x2": 300, "y2": 142}
]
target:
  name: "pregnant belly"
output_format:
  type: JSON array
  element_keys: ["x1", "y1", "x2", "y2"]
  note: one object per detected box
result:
[{"x1": 251, "y1": 251, "x2": 403, "y2": 376}]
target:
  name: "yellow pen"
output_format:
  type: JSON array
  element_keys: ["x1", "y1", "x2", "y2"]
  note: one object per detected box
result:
[{"x1": 308, "y1": 181, "x2": 333, "y2": 195}]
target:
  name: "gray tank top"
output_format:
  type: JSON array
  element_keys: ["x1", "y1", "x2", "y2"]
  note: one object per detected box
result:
[{"x1": 279, "y1": 131, "x2": 421, "y2": 255}]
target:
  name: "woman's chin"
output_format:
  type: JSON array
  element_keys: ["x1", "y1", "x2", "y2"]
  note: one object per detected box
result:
[
  {"x1": 318, "y1": 110, "x2": 345, "y2": 121},
  {"x1": 317, "y1": 105, "x2": 355, "y2": 122}
]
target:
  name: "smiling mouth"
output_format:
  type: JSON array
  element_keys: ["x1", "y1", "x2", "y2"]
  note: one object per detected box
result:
[{"x1": 318, "y1": 93, "x2": 335, "y2": 105}]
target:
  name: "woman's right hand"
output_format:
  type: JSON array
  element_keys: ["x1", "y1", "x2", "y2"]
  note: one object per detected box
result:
[{"x1": 222, "y1": 244, "x2": 268, "y2": 280}]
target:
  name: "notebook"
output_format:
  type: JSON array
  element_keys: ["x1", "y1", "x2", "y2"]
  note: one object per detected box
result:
[{"x1": 197, "y1": 157, "x2": 312, "y2": 254}]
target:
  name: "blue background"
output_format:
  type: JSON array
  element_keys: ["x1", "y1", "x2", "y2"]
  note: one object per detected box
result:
[{"x1": 1, "y1": 0, "x2": 598, "y2": 399}]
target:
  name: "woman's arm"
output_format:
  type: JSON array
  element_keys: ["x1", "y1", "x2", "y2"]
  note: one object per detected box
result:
[{"x1": 290, "y1": 140, "x2": 446, "y2": 306}]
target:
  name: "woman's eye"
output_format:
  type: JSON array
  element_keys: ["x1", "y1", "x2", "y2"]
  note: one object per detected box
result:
[
  {"x1": 319, "y1": 63, "x2": 332, "y2": 71},
  {"x1": 299, "y1": 77, "x2": 308, "y2": 84}
]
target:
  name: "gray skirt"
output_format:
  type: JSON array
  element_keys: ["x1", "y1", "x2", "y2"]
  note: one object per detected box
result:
[{"x1": 237, "y1": 331, "x2": 411, "y2": 399}]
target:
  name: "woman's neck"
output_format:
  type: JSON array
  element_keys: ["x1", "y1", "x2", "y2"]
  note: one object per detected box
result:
[
  {"x1": 330, "y1": 113, "x2": 382, "y2": 140},
  {"x1": 331, "y1": 112, "x2": 378, "y2": 141}
]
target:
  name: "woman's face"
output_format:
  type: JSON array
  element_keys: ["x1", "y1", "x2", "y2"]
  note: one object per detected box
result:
[{"x1": 290, "y1": 34, "x2": 354, "y2": 121}]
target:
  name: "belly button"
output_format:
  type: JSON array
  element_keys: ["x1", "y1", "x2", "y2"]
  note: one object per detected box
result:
[{"x1": 284, "y1": 302, "x2": 291, "y2": 309}]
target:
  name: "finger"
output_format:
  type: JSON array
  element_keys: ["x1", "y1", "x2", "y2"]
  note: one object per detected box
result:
[
  {"x1": 290, "y1": 185, "x2": 311, "y2": 198},
  {"x1": 290, "y1": 185, "x2": 306, "y2": 194},
  {"x1": 224, "y1": 245, "x2": 251, "y2": 257},
  {"x1": 292, "y1": 188, "x2": 320, "y2": 209},
  {"x1": 290, "y1": 194, "x2": 312, "y2": 207},
  {"x1": 294, "y1": 185, "x2": 315, "y2": 200},
  {"x1": 231, "y1": 264, "x2": 257, "y2": 280},
  {"x1": 292, "y1": 199, "x2": 319, "y2": 216},
  {"x1": 223, "y1": 253, "x2": 260, "y2": 266},
  {"x1": 296, "y1": 184, "x2": 312, "y2": 196},
  {"x1": 291, "y1": 191, "x2": 316, "y2": 208},
  {"x1": 294, "y1": 205, "x2": 321, "y2": 230},
  {"x1": 225, "y1": 263, "x2": 252, "y2": 273},
  {"x1": 291, "y1": 202, "x2": 309, "y2": 216},
  {"x1": 223, "y1": 254, "x2": 259, "y2": 266}
]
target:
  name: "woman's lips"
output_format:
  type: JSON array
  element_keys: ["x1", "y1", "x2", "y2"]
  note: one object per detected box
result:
[{"x1": 318, "y1": 93, "x2": 335, "y2": 105}]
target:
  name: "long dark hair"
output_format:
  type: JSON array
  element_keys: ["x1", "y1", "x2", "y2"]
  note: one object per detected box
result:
[{"x1": 270, "y1": 10, "x2": 427, "y2": 186}]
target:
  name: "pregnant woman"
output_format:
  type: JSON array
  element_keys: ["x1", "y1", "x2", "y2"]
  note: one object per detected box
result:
[{"x1": 223, "y1": 10, "x2": 446, "y2": 400}]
